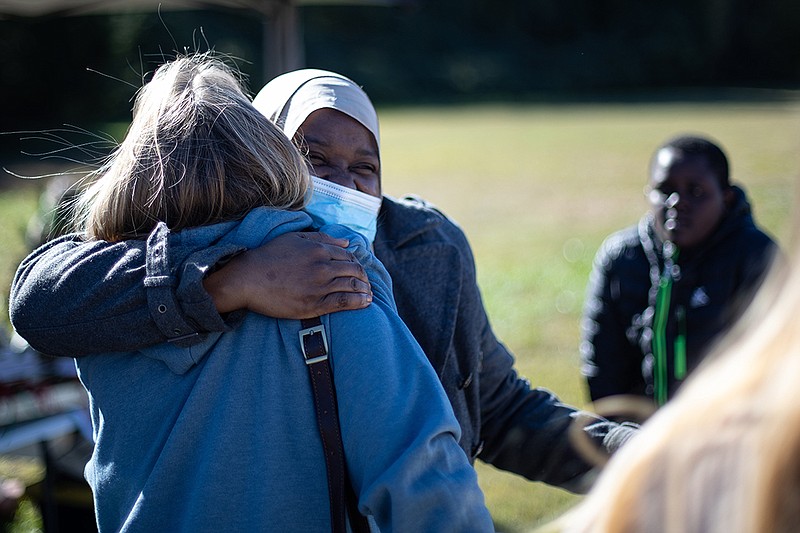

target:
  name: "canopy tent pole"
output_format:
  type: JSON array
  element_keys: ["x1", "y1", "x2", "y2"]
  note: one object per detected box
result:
[{"x1": 262, "y1": 0, "x2": 304, "y2": 80}]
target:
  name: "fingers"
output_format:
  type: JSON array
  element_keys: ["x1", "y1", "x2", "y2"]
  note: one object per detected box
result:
[
  {"x1": 225, "y1": 230, "x2": 374, "y2": 319},
  {"x1": 323, "y1": 244, "x2": 360, "y2": 266},
  {"x1": 295, "y1": 231, "x2": 364, "y2": 267},
  {"x1": 318, "y1": 291, "x2": 373, "y2": 314},
  {"x1": 300, "y1": 233, "x2": 369, "y2": 285},
  {"x1": 323, "y1": 256, "x2": 369, "y2": 286},
  {"x1": 295, "y1": 231, "x2": 369, "y2": 266},
  {"x1": 325, "y1": 274, "x2": 372, "y2": 296},
  {"x1": 299, "y1": 231, "x2": 350, "y2": 249},
  {"x1": 291, "y1": 292, "x2": 371, "y2": 318}
]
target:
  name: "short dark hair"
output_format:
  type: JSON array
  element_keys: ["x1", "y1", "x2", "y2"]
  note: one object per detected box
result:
[{"x1": 654, "y1": 135, "x2": 730, "y2": 187}]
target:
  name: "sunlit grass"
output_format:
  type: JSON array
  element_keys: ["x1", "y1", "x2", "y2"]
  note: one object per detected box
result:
[
  {"x1": 1, "y1": 97, "x2": 799, "y2": 532},
  {"x1": 0, "y1": 456, "x2": 44, "y2": 532},
  {"x1": 0, "y1": 185, "x2": 39, "y2": 336}
]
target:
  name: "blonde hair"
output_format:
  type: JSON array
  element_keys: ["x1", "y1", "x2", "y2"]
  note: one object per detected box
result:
[
  {"x1": 77, "y1": 53, "x2": 308, "y2": 242},
  {"x1": 552, "y1": 222, "x2": 799, "y2": 533}
]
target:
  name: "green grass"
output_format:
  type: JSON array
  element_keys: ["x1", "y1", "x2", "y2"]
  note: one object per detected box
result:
[
  {"x1": 0, "y1": 184, "x2": 40, "y2": 338},
  {"x1": 1, "y1": 97, "x2": 798, "y2": 532}
]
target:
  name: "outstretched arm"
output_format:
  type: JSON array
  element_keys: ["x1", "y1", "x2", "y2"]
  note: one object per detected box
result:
[
  {"x1": 474, "y1": 290, "x2": 636, "y2": 493},
  {"x1": 10, "y1": 224, "x2": 371, "y2": 357},
  {"x1": 438, "y1": 220, "x2": 635, "y2": 492}
]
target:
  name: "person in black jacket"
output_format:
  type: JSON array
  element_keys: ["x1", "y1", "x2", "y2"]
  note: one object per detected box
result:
[{"x1": 580, "y1": 134, "x2": 778, "y2": 407}]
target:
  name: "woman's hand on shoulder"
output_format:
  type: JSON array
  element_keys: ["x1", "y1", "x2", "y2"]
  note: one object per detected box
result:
[{"x1": 203, "y1": 231, "x2": 372, "y2": 319}]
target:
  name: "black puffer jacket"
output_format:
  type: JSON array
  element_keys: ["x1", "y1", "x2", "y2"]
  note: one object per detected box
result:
[{"x1": 581, "y1": 185, "x2": 777, "y2": 403}]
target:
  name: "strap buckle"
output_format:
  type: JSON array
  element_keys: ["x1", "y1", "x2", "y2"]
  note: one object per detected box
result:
[{"x1": 299, "y1": 324, "x2": 329, "y2": 365}]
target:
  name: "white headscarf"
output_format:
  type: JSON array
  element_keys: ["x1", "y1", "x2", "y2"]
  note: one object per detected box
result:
[{"x1": 252, "y1": 69, "x2": 380, "y2": 153}]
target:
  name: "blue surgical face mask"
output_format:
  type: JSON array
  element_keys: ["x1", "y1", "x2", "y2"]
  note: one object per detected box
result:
[{"x1": 304, "y1": 176, "x2": 382, "y2": 243}]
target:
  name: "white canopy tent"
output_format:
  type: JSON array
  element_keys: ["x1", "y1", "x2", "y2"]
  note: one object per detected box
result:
[{"x1": 0, "y1": 0, "x2": 406, "y2": 78}]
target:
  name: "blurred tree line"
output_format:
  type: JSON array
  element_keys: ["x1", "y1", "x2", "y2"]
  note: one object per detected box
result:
[{"x1": 1, "y1": 0, "x2": 798, "y2": 137}]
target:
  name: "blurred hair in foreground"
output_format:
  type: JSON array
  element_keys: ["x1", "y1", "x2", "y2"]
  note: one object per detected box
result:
[{"x1": 545, "y1": 181, "x2": 799, "y2": 533}]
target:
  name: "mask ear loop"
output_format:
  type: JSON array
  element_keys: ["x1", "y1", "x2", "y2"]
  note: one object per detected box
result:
[{"x1": 568, "y1": 395, "x2": 656, "y2": 468}]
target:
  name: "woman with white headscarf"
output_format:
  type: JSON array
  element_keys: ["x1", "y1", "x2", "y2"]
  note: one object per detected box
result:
[
  {"x1": 11, "y1": 67, "x2": 637, "y2": 499},
  {"x1": 253, "y1": 69, "x2": 385, "y2": 244}
]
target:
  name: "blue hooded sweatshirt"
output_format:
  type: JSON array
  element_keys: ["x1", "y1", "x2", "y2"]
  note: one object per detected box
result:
[{"x1": 76, "y1": 207, "x2": 492, "y2": 532}]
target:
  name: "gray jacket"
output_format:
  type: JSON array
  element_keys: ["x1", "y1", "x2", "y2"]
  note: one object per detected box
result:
[{"x1": 10, "y1": 195, "x2": 635, "y2": 492}]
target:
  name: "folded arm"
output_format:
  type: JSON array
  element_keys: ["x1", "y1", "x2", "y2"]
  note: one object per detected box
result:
[
  {"x1": 476, "y1": 319, "x2": 636, "y2": 493},
  {"x1": 448, "y1": 227, "x2": 636, "y2": 492},
  {"x1": 10, "y1": 224, "x2": 371, "y2": 357},
  {"x1": 10, "y1": 226, "x2": 237, "y2": 356}
]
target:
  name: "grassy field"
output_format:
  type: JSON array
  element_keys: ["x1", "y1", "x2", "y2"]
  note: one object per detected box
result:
[{"x1": 1, "y1": 96, "x2": 798, "y2": 531}]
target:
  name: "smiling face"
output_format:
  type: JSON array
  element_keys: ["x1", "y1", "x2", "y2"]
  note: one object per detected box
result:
[
  {"x1": 648, "y1": 148, "x2": 732, "y2": 250},
  {"x1": 294, "y1": 108, "x2": 381, "y2": 198}
]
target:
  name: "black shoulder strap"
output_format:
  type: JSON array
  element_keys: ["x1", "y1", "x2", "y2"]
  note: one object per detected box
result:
[{"x1": 300, "y1": 317, "x2": 371, "y2": 533}]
